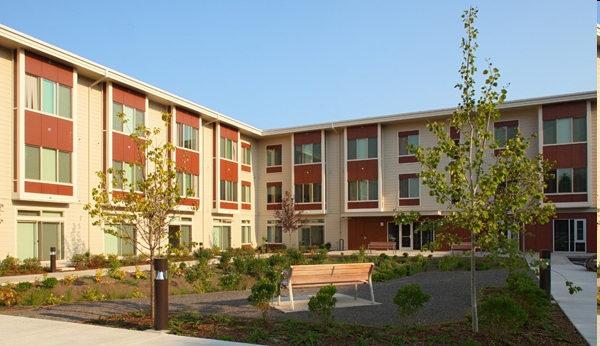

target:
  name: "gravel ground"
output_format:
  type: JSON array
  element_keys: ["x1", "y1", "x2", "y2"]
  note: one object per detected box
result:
[{"x1": 2, "y1": 269, "x2": 509, "y2": 327}]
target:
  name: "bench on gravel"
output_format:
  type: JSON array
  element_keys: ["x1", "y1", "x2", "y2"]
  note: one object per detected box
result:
[
  {"x1": 367, "y1": 241, "x2": 397, "y2": 254},
  {"x1": 277, "y1": 263, "x2": 375, "y2": 311},
  {"x1": 450, "y1": 242, "x2": 480, "y2": 254}
]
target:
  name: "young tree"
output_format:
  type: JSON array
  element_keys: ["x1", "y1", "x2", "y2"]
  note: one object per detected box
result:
[
  {"x1": 394, "y1": 7, "x2": 555, "y2": 332},
  {"x1": 84, "y1": 112, "x2": 196, "y2": 319},
  {"x1": 274, "y1": 191, "x2": 305, "y2": 247}
]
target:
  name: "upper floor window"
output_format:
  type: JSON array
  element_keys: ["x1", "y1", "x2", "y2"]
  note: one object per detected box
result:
[
  {"x1": 25, "y1": 74, "x2": 71, "y2": 119},
  {"x1": 545, "y1": 168, "x2": 586, "y2": 194},
  {"x1": 241, "y1": 220, "x2": 251, "y2": 244},
  {"x1": 543, "y1": 117, "x2": 586, "y2": 145},
  {"x1": 295, "y1": 183, "x2": 322, "y2": 203},
  {"x1": 220, "y1": 137, "x2": 237, "y2": 161},
  {"x1": 348, "y1": 137, "x2": 377, "y2": 160},
  {"x1": 177, "y1": 172, "x2": 198, "y2": 198},
  {"x1": 220, "y1": 180, "x2": 238, "y2": 201},
  {"x1": 267, "y1": 184, "x2": 282, "y2": 204},
  {"x1": 399, "y1": 176, "x2": 419, "y2": 198},
  {"x1": 348, "y1": 179, "x2": 378, "y2": 201},
  {"x1": 242, "y1": 184, "x2": 251, "y2": 203},
  {"x1": 266, "y1": 146, "x2": 282, "y2": 167},
  {"x1": 113, "y1": 102, "x2": 144, "y2": 134},
  {"x1": 294, "y1": 143, "x2": 321, "y2": 164},
  {"x1": 25, "y1": 145, "x2": 71, "y2": 183},
  {"x1": 112, "y1": 160, "x2": 143, "y2": 192},
  {"x1": 242, "y1": 145, "x2": 251, "y2": 166},
  {"x1": 494, "y1": 122, "x2": 517, "y2": 148},
  {"x1": 398, "y1": 132, "x2": 418, "y2": 156},
  {"x1": 177, "y1": 123, "x2": 198, "y2": 151}
]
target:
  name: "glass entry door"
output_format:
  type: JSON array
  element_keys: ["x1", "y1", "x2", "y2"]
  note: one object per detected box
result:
[{"x1": 554, "y1": 219, "x2": 585, "y2": 252}]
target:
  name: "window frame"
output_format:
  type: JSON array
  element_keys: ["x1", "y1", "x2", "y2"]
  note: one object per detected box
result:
[
  {"x1": 545, "y1": 167, "x2": 587, "y2": 194},
  {"x1": 266, "y1": 146, "x2": 282, "y2": 167},
  {"x1": 266, "y1": 185, "x2": 283, "y2": 204},
  {"x1": 294, "y1": 183, "x2": 322, "y2": 203},
  {"x1": 112, "y1": 160, "x2": 144, "y2": 192},
  {"x1": 398, "y1": 132, "x2": 419, "y2": 157},
  {"x1": 494, "y1": 123, "x2": 517, "y2": 148},
  {"x1": 176, "y1": 123, "x2": 199, "y2": 151},
  {"x1": 112, "y1": 101, "x2": 145, "y2": 135},
  {"x1": 25, "y1": 145, "x2": 71, "y2": 184},
  {"x1": 399, "y1": 176, "x2": 420, "y2": 199},
  {"x1": 219, "y1": 180, "x2": 238, "y2": 202},
  {"x1": 219, "y1": 137, "x2": 238, "y2": 161},
  {"x1": 177, "y1": 172, "x2": 199, "y2": 198},
  {"x1": 25, "y1": 74, "x2": 72, "y2": 119},
  {"x1": 294, "y1": 143, "x2": 322, "y2": 164},
  {"x1": 543, "y1": 117, "x2": 587, "y2": 145},
  {"x1": 348, "y1": 179, "x2": 378, "y2": 201},
  {"x1": 348, "y1": 137, "x2": 377, "y2": 160}
]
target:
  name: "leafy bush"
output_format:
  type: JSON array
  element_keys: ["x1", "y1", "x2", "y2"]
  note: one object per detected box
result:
[
  {"x1": 82, "y1": 287, "x2": 105, "y2": 301},
  {"x1": 94, "y1": 269, "x2": 104, "y2": 283},
  {"x1": 1, "y1": 255, "x2": 19, "y2": 272},
  {"x1": 393, "y1": 283, "x2": 430, "y2": 319},
  {"x1": 310, "y1": 249, "x2": 329, "y2": 264},
  {"x1": 218, "y1": 273, "x2": 242, "y2": 291},
  {"x1": 134, "y1": 265, "x2": 148, "y2": 280},
  {"x1": 62, "y1": 274, "x2": 78, "y2": 286},
  {"x1": 193, "y1": 248, "x2": 215, "y2": 266},
  {"x1": 479, "y1": 293, "x2": 527, "y2": 334},
  {"x1": 21, "y1": 258, "x2": 42, "y2": 272},
  {"x1": 506, "y1": 271, "x2": 550, "y2": 319},
  {"x1": 308, "y1": 285, "x2": 337, "y2": 325},
  {"x1": 45, "y1": 293, "x2": 63, "y2": 305},
  {"x1": 0, "y1": 287, "x2": 22, "y2": 306},
  {"x1": 41, "y1": 276, "x2": 58, "y2": 289},
  {"x1": 70, "y1": 253, "x2": 87, "y2": 268},
  {"x1": 108, "y1": 258, "x2": 126, "y2": 280},
  {"x1": 247, "y1": 278, "x2": 277, "y2": 321},
  {"x1": 285, "y1": 248, "x2": 306, "y2": 265},
  {"x1": 219, "y1": 251, "x2": 233, "y2": 271},
  {"x1": 184, "y1": 264, "x2": 214, "y2": 293},
  {"x1": 88, "y1": 254, "x2": 107, "y2": 268},
  {"x1": 438, "y1": 255, "x2": 465, "y2": 271},
  {"x1": 15, "y1": 281, "x2": 33, "y2": 292}
]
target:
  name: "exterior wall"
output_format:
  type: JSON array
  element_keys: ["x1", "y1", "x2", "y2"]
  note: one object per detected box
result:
[{"x1": 0, "y1": 46, "x2": 14, "y2": 255}]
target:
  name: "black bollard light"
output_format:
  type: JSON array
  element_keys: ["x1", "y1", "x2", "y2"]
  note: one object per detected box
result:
[
  {"x1": 539, "y1": 249, "x2": 551, "y2": 300},
  {"x1": 154, "y1": 258, "x2": 168, "y2": 330},
  {"x1": 265, "y1": 241, "x2": 269, "y2": 254},
  {"x1": 50, "y1": 247, "x2": 56, "y2": 273}
]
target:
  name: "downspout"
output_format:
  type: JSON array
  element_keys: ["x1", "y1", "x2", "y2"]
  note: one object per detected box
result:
[{"x1": 331, "y1": 123, "x2": 345, "y2": 250}]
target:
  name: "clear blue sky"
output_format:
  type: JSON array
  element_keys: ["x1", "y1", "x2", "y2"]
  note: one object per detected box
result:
[{"x1": 1, "y1": 1, "x2": 595, "y2": 130}]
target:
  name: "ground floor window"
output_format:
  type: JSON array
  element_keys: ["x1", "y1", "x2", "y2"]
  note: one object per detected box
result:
[
  {"x1": 266, "y1": 221, "x2": 282, "y2": 243},
  {"x1": 241, "y1": 220, "x2": 252, "y2": 244},
  {"x1": 299, "y1": 220, "x2": 325, "y2": 247},
  {"x1": 104, "y1": 224, "x2": 136, "y2": 256},
  {"x1": 387, "y1": 221, "x2": 434, "y2": 250},
  {"x1": 554, "y1": 219, "x2": 585, "y2": 252},
  {"x1": 169, "y1": 224, "x2": 191, "y2": 248},
  {"x1": 17, "y1": 210, "x2": 64, "y2": 261},
  {"x1": 212, "y1": 225, "x2": 231, "y2": 250}
]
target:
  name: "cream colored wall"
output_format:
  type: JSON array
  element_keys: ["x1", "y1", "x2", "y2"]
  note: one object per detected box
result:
[
  {"x1": 0, "y1": 46, "x2": 14, "y2": 255},
  {"x1": 197, "y1": 122, "x2": 215, "y2": 247},
  {"x1": 323, "y1": 129, "x2": 345, "y2": 249}
]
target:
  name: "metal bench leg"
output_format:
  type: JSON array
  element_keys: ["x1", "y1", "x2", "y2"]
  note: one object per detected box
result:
[
  {"x1": 289, "y1": 285, "x2": 294, "y2": 311},
  {"x1": 369, "y1": 283, "x2": 375, "y2": 304},
  {"x1": 354, "y1": 284, "x2": 358, "y2": 300}
]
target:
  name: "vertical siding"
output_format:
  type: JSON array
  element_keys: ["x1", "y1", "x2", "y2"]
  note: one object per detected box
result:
[{"x1": 0, "y1": 46, "x2": 14, "y2": 254}]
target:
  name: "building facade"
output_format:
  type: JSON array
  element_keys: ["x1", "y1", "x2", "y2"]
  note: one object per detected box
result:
[{"x1": 0, "y1": 25, "x2": 596, "y2": 261}]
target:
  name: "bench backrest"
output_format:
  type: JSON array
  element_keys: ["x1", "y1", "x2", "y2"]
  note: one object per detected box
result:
[
  {"x1": 369, "y1": 242, "x2": 395, "y2": 246},
  {"x1": 288, "y1": 263, "x2": 374, "y2": 285}
]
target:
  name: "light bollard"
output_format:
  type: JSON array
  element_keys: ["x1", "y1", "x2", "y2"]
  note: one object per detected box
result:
[
  {"x1": 539, "y1": 249, "x2": 551, "y2": 300},
  {"x1": 50, "y1": 247, "x2": 56, "y2": 273},
  {"x1": 154, "y1": 258, "x2": 169, "y2": 330}
]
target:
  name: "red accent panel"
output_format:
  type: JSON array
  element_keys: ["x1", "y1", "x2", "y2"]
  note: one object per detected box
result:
[
  {"x1": 242, "y1": 165, "x2": 251, "y2": 172},
  {"x1": 398, "y1": 199, "x2": 420, "y2": 206},
  {"x1": 297, "y1": 203, "x2": 322, "y2": 210},
  {"x1": 179, "y1": 198, "x2": 199, "y2": 207},
  {"x1": 56, "y1": 117, "x2": 73, "y2": 151},
  {"x1": 494, "y1": 120, "x2": 518, "y2": 128},
  {"x1": 294, "y1": 131, "x2": 321, "y2": 145},
  {"x1": 542, "y1": 102, "x2": 586, "y2": 120},
  {"x1": 294, "y1": 164, "x2": 322, "y2": 184},
  {"x1": 267, "y1": 166, "x2": 282, "y2": 173},
  {"x1": 24, "y1": 181, "x2": 42, "y2": 193},
  {"x1": 220, "y1": 201, "x2": 238, "y2": 210},
  {"x1": 347, "y1": 124, "x2": 377, "y2": 140},
  {"x1": 241, "y1": 142, "x2": 251, "y2": 149},
  {"x1": 242, "y1": 203, "x2": 251, "y2": 210},
  {"x1": 450, "y1": 127, "x2": 460, "y2": 140},
  {"x1": 242, "y1": 181, "x2": 251, "y2": 187},
  {"x1": 41, "y1": 115, "x2": 58, "y2": 149},
  {"x1": 176, "y1": 148, "x2": 200, "y2": 175},
  {"x1": 347, "y1": 159, "x2": 378, "y2": 180},
  {"x1": 546, "y1": 194, "x2": 588, "y2": 203},
  {"x1": 112, "y1": 132, "x2": 141, "y2": 163},
  {"x1": 220, "y1": 124, "x2": 238, "y2": 141},
  {"x1": 398, "y1": 156, "x2": 418, "y2": 164},
  {"x1": 56, "y1": 185, "x2": 73, "y2": 196},
  {"x1": 543, "y1": 143, "x2": 587, "y2": 168},
  {"x1": 267, "y1": 204, "x2": 282, "y2": 210},
  {"x1": 348, "y1": 201, "x2": 378, "y2": 209},
  {"x1": 267, "y1": 182, "x2": 282, "y2": 187},
  {"x1": 113, "y1": 84, "x2": 146, "y2": 111},
  {"x1": 220, "y1": 159, "x2": 238, "y2": 181},
  {"x1": 176, "y1": 108, "x2": 200, "y2": 128},
  {"x1": 40, "y1": 183, "x2": 57, "y2": 195},
  {"x1": 399, "y1": 173, "x2": 418, "y2": 179},
  {"x1": 25, "y1": 111, "x2": 42, "y2": 146},
  {"x1": 25, "y1": 52, "x2": 73, "y2": 87},
  {"x1": 398, "y1": 130, "x2": 419, "y2": 137}
]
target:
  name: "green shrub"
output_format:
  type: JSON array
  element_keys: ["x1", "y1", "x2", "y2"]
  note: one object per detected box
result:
[
  {"x1": 479, "y1": 294, "x2": 527, "y2": 334},
  {"x1": 438, "y1": 255, "x2": 465, "y2": 271},
  {"x1": 88, "y1": 254, "x2": 107, "y2": 268},
  {"x1": 108, "y1": 258, "x2": 126, "y2": 280},
  {"x1": 41, "y1": 276, "x2": 58, "y2": 289},
  {"x1": 70, "y1": 253, "x2": 87, "y2": 268},
  {"x1": 81, "y1": 287, "x2": 105, "y2": 302},
  {"x1": 267, "y1": 254, "x2": 290, "y2": 271},
  {"x1": 219, "y1": 251, "x2": 233, "y2": 271},
  {"x1": 62, "y1": 274, "x2": 78, "y2": 286},
  {"x1": 184, "y1": 264, "x2": 214, "y2": 293},
  {"x1": 310, "y1": 249, "x2": 329, "y2": 264},
  {"x1": 231, "y1": 255, "x2": 250, "y2": 274},
  {"x1": 15, "y1": 281, "x2": 33, "y2": 292},
  {"x1": 247, "y1": 278, "x2": 277, "y2": 321},
  {"x1": 193, "y1": 248, "x2": 215, "y2": 266},
  {"x1": 394, "y1": 283, "x2": 430, "y2": 320},
  {"x1": 308, "y1": 285, "x2": 337, "y2": 325},
  {"x1": 247, "y1": 258, "x2": 270, "y2": 277},
  {"x1": 506, "y1": 271, "x2": 550, "y2": 319},
  {"x1": 0, "y1": 287, "x2": 22, "y2": 306},
  {"x1": 285, "y1": 248, "x2": 306, "y2": 265},
  {"x1": 21, "y1": 258, "x2": 41, "y2": 272},
  {"x1": 1, "y1": 255, "x2": 19, "y2": 271},
  {"x1": 218, "y1": 273, "x2": 242, "y2": 291}
]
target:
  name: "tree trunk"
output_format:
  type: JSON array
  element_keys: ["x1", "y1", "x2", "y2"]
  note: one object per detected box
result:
[
  {"x1": 149, "y1": 228, "x2": 155, "y2": 320},
  {"x1": 470, "y1": 232, "x2": 478, "y2": 332}
]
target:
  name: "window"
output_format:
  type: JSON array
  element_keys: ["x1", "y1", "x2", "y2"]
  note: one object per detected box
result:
[
  {"x1": 112, "y1": 160, "x2": 144, "y2": 191},
  {"x1": 348, "y1": 137, "x2": 377, "y2": 160},
  {"x1": 25, "y1": 74, "x2": 71, "y2": 118},
  {"x1": 299, "y1": 225, "x2": 324, "y2": 246},
  {"x1": 267, "y1": 223, "x2": 282, "y2": 243},
  {"x1": 545, "y1": 168, "x2": 586, "y2": 194},
  {"x1": 219, "y1": 137, "x2": 237, "y2": 161},
  {"x1": 348, "y1": 180, "x2": 378, "y2": 201},
  {"x1": 241, "y1": 220, "x2": 251, "y2": 244},
  {"x1": 266, "y1": 146, "x2": 282, "y2": 167},
  {"x1": 176, "y1": 123, "x2": 198, "y2": 151},
  {"x1": 399, "y1": 177, "x2": 419, "y2": 198},
  {"x1": 220, "y1": 180, "x2": 238, "y2": 201},
  {"x1": 212, "y1": 225, "x2": 231, "y2": 249},
  {"x1": 177, "y1": 172, "x2": 198, "y2": 197},
  {"x1": 169, "y1": 224, "x2": 191, "y2": 248},
  {"x1": 398, "y1": 133, "x2": 419, "y2": 156},
  {"x1": 543, "y1": 117, "x2": 586, "y2": 145},
  {"x1": 242, "y1": 145, "x2": 251, "y2": 166},
  {"x1": 294, "y1": 143, "x2": 321, "y2": 164},
  {"x1": 104, "y1": 224, "x2": 136, "y2": 256},
  {"x1": 17, "y1": 211, "x2": 65, "y2": 261},
  {"x1": 554, "y1": 219, "x2": 586, "y2": 252},
  {"x1": 494, "y1": 124, "x2": 517, "y2": 148},
  {"x1": 25, "y1": 145, "x2": 71, "y2": 183},
  {"x1": 242, "y1": 184, "x2": 251, "y2": 203},
  {"x1": 267, "y1": 185, "x2": 282, "y2": 204},
  {"x1": 113, "y1": 102, "x2": 144, "y2": 134},
  {"x1": 295, "y1": 183, "x2": 322, "y2": 203}
]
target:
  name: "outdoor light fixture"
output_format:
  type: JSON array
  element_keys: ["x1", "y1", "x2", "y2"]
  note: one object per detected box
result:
[
  {"x1": 50, "y1": 247, "x2": 56, "y2": 273},
  {"x1": 154, "y1": 258, "x2": 169, "y2": 330}
]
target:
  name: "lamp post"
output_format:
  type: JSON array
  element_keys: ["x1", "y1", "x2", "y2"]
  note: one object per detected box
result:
[
  {"x1": 50, "y1": 247, "x2": 56, "y2": 273},
  {"x1": 154, "y1": 258, "x2": 168, "y2": 330},
  {"x1": 539, "y1": 249, "x2": 551, "y2": 300}
]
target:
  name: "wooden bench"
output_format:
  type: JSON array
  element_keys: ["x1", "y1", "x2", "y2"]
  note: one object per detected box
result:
[
  {"x1": 367, "y1": 241, "x2": 397, "y2": 254},
  {"x1": 277, "y1": 263, "x2": 375, "y2": 311},
  {"x1": 450, "y1": 242, "x2": 480, "y2": 254}
]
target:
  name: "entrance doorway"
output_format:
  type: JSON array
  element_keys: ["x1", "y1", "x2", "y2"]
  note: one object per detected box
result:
[
  {"x1": 553, "y1": 219, "x2": 585, "y2": 252},
  {"x1": 387, "y1": 222, "x2": 435, "y2": 251}
]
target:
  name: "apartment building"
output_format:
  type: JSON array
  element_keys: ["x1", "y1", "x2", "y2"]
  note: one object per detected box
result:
[{"x1": 0, "y1": 24, "x2": 596, "y2": 262}]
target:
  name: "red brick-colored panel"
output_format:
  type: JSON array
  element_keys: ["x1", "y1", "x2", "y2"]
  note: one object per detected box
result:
[
  {"x1": 546, "y1": 194, "x2": 588, "y2": 203},
  {"x1": 113, "y1": 84, "x2": 146, "y2": 111},
  {"x1": 25, "y1": 53, "x2": 42, "y2": 76},
  {"x1": 294, "y1": 130, "x2": 321, "y2": 145},
  {"x1": 57, "y1": 65, "x2": 73, "y2": 87},
  {"x1": 398, "y1": 156, "x2": 418, "y2": 164},
  {"x1": 294, "y1": 164, "x2": 322, "y2": 184},
  {"x1": 242, "y1": 165, "x2": 251, "y2": 172},
  {"x1": 112, "y1": 132, "x2": 124, "y2": 161},
  {"x1": 398, "y1": 173, "x2": 418, "y2": 179},
  {"x1": 241, "y1": 142, "x2": 251, "y2": 149},
  {"x1": 25, "y1": 52, "x2": 73, "y2": 87},
  {"x1": 398, "y1": 198, "x2": 420, "y2": 206},
  {"x1": 220, "y1": 201, "x2": 238, "y2": 210},
  {"x1": 220, "y1": 159, "x2": 238, "y2": 181},
  {"x1": 297, "y1": 203, "x2": 322, "y2": 210},
  {"x1": 450, "y1": 126, "x2": 460, "y2": 140},
  {"x1": 123, "y1": 135, "x2": 139, "y2": 163},
  {"x1": 56, "y1": 117, "x2": 73, "y2": 152},
  {"x1": 179, "y1": 198, "x2": 199, "y2": 207},
  {"x1": 347, "y1": 124, "x2": 377, "y2": 140},
  {"x1": 347, "y1": 159, "x2": 378, "y2": 180},
  {"x1": 348, "y1": 201, "x2": 378, "y2": 209},
  {"x1": 543, "y1": 143, "x2": 586, "y2": 168},
  {"x1": 25, "y1": 181, "x2": 42, "y2": 193},
  {"x1": 40, "y1": 182, "x2": 57, "y2": 195},
  {"x1": 494, "y1": 120, "x2": 518, "y2": 128},
  {"x1": 267, "y1": 182, "x2": 282, "y2": 187},
  {"x1": 176, "y1": 149, "x2": 199, "y2": 175},
  {"x1": 25, "y1": 111, "x2": 42, "y2": 146},
  {"x1": 56, "y1": 185, "x2": 73, "y2": 196},
  {"x1": 542, "y1": 101, "x2": 586, "y2": 120},
  {"x1": 220, "y1": 125, "x2": 238, "y2": 141},
  {"x1": 267, "y1": 204, "x2": 282, "y2": 211},
  {"x1": 242, "y1": 181, "x2": 251, "y2": 187},
  {"x1": 398, "y1": 130, "x2": 419, "y2": 137},
  {"x1": 242, "y1": 203, "x2": 251, "y2": 210},
  {"x1": 267, "y1": 166, "x2": 282, "y2": 173},
  {"x1": 41, "y1": 115, "x2": 58, "y2": 149},
  {"x1": 176, "y1": 108, "x2": 200, "y2": 128}
]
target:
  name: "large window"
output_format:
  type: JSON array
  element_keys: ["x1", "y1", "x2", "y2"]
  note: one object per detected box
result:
[
  {"x1": 177, "y1": 172, "x2": 199, "y2": 198},
  {"x1": 295, "y1": 183, "x2": 322, "y2": 203},
  {"x1": 267, "y1": 185, "x2": 282, "y2": 204},
  {"x1": 112, "y1": 160, "x2": 144, "y2": 191},
  {"x1": 554, "y1": 219, "x2": 585, "y2": 252},
  {"x1": 494, "y1": 124, "x2": 517, "y2": 148},
  {"x1": 212, "y1": 225, "x2": 231, "y2": 249},
  {"x1": 398, "y1": 133, "x2": 418, "y2": 156},
  {"x1": 348, "y1": 180, "x2": 378, "y2": 201},
  {"x1": 545, "y1": 168, "x2": 587, "y2": 194},
  {"x1": 294, "y1": 143, "x2": 321, "y2": 164},
  {"x1": 177, "y1": 123, "x2": 198, "y2": 151},
  {"x1": 241, "y1": 220, "x2": 251, "y2": 244},
  {"x1": 266, "y1": 146, "x2": 282, "y2": 167},
  {"x1": 242, "y1": 184, "x2": 251, "y2": 203},
  {"x1": 543, "y1": 118, "x2": 586, "y2": 145},
  {"x1": 17, "y1": 210, "x2": 65, "y2": 261},
  {"x1": 220, "y1": 137, "x2": 237, "y2": 161},
  {"x1": 220, "y1": 180, "x2": 238, "y2": 201},
  {"x1": 348, "y1": 138, "x2": 377, "y2": 160},
  {"x1": 242, "y1": 145, "x2": 251, "y2": 166},
  {"x1": 267, "y1": 222, "x2": 282, "y2": 243},
  {"x1": 104, "y1": 224, "x2": 136, "y2": 256},
  {"x1": 113, "y1": 102, "x2": 144, "y2": 134},
  {"x1": 25, "y1": 74, "x2": 71, "y2": 118},
  {"x1": 299, "y1": 223, "x2": 325, "y2": 246},
  {"x1": 25, "y1": 145, "x2": 71, "y2": 183},
  {"x1": 399, "y1": 176, "x2": 419, "y2": 198},
  {"x1": 169, "y1": 224, "x2": 191, "y2": 248}
]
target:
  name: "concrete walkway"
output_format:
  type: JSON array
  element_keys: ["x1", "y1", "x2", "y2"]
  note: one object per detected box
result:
[{"x1": 0, "y1": 251, "x2": 596, "y2": 345}]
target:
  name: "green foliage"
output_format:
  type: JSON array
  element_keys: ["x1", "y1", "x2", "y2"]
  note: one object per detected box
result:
[
  {"x1": 479, "y1": 294, "x2": 527, "y2": 334},
  {"x1": 41, "y1": 276, "x2": 58, "y2": 289},
  {"x1": 45, "y1": 293, "x2": 63, "y2": 305},
  {"x1": 218, "y1": 273, "x2": 242, "y2": 291},
  {"x1": 134, "y1": 265, "x2": 148, "y2": 280},
  {"x1": 108, "y1": 258, "x2": 126, "y2": 280},
  {"x1": 218, "y1": 251, "x2": 233, "y2": 271},
  {"x1": 308, "y1": 285, "x2": 337, "y2": 325},
  {"x1": 184, "y1": 263, "x2": 214, "y2": 293},
  {"x1": 81, "y1": 287, "x2": 106, "y2": 302},
  {"x1": 193, "y1": 248, "x2": 215, "y2": 266},
  {"x1": 15, "y1": 281, "x2": 33, "y2": 292},
  {"x1": 88, "y1": 254, "x2": 107, "y2": 268},
  {"x1": 247, "y1": 278, "x2": 277, "y2": 321},
  {"x1": 310, "y1": 248, "x2": 329, "y2": 264},
  {"x1": 0, "y1": 286, "x2": 22, "y2": 306},
  {"x1": 393, "y1": 283, "x2": 430, "y2": 319},
  {"x1": 284, "y1": 247, "x2": 306, "y2": 265},
  {"x1": 438, "y1": 255, "x2": 466, "y2": 271},
  {"x1": 21, "y1": 258, "x2": 41, "y2": 272},
  {"x1": 70, "y1": 253, "x2": 87, "y2": 268},
  {"x1": 506, "y1": 271, "x2": 550, "y2": 319}
]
